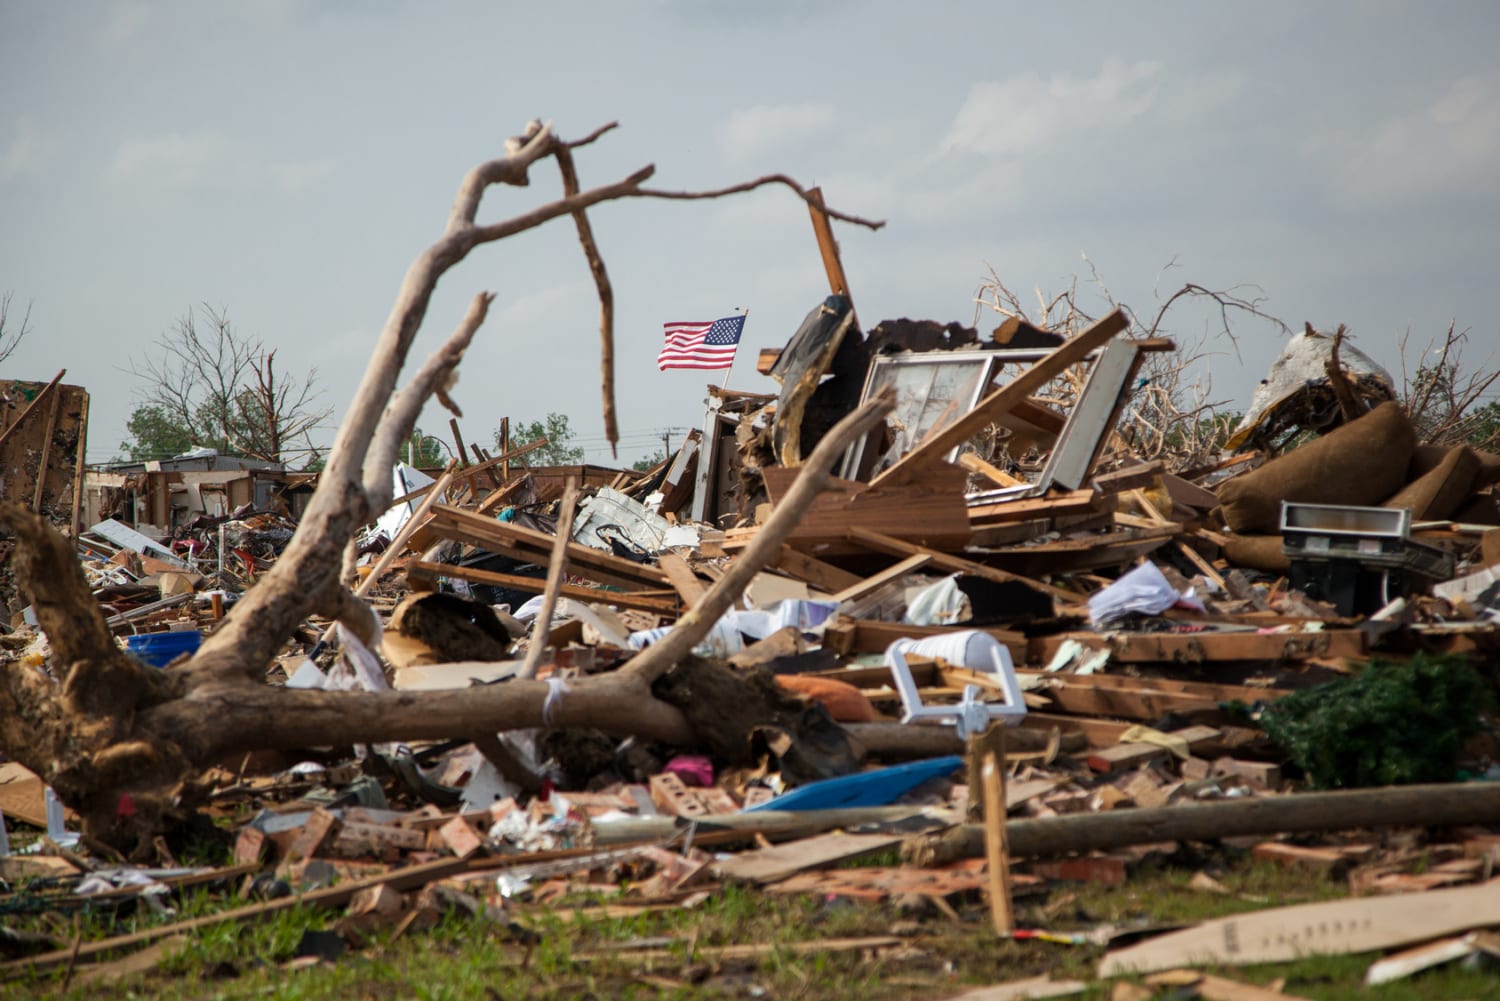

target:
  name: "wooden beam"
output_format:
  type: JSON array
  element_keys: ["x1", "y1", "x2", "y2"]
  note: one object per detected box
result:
[
  {"x1": 424, "y1": 504, "x2": 670, "y2": 589},
  {"x1": 411, "y1": 560, "x2": 679, "y2": 616},
  {"x1": 0, "y1": 369, "x2": 64, "y2": 450},
  {"x1": 847, "y1": 526, "x2": 1080, "y2": 603},
  {"x1": 806, "y1": 186, "x2": 855, "y2": 326},
  {"x1": 657, "y1": 551, "x2": 710, "y2": 607},
  {"x1": 830, "y1": 553, "x2": 932, "y2": 604},
  {"x1": 872, "y1": 309, "x2": 1129, "y2": 488},
  {"x1": 474, "y1": 472, "x2": 534, "y2": 517},
  {"x1": 773, "y1": 545, "x2": 862, "y2": 594},
  {"x1": 70, "y1": 390, "x2": 90, "y2": 537},
  {"x1": 30, "y1": 385, "x2": 64, "y2": 513},
  {"x1": 518, "y1": 477, "x2": 580, "y2": 680},
  {"x1": 388, "y1": 438, "x2": 546, "y2": 508},
  {"x1": 958, "y1": 451, "x2": 1024, "y2": 488},
  {"x1": 976, "y1": 725, "x2": 1014, "y2": 935},
  {"x1": 967, "y1": 488, "x2": 1103, "y2": 525},
  {"x1": 1027, "y1": 629, "x2": 1366, "y2": 665}
]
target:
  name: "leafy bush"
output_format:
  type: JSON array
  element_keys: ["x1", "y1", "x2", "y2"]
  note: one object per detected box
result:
[{"x1": 1260, "y1": 654, "x2": 1491, "y2": 789}]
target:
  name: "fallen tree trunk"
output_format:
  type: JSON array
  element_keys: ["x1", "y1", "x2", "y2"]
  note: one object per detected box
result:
[{"x1": 904, "y1": 781, "x2": 1500, "y2": 863}]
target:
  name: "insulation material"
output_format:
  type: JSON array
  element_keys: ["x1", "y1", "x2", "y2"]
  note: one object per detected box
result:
[{"x1": 1227, "y1": 329, "x2": 1394, "y2": 450}]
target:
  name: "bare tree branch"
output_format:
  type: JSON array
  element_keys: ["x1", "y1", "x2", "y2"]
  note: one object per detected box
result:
[{"x1": 0, "y1": 292, "x2": 33, "y2": 366}]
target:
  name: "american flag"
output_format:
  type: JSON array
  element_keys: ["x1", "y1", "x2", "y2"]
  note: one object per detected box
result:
[{"x1": 657, "y1": 315, "x2": 746, "y2": 371}]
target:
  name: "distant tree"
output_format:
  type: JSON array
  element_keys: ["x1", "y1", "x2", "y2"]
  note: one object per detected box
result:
[
  {"x1": 0, "y1": 292, "x2": 32, "y2": 366},
  {"x1": 632, "y1": 449, "x2": 666, "y2": 471},
  {"x1": 119, "y1": 404, "x2": 197, "y2": 461},
  {"x1": 122, "y1": 305, "x2": 332, "y2": 464},
  {"x1": 501, "y1": 412, "x2": 584, "y2": 466},
  {"x1": 401, "y1": 427, "x2": 448, "y2": 467}
]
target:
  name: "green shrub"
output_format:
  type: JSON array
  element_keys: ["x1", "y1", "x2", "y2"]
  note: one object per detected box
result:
[{"x1": 1260, "y1": 654, "x2": 1491, "y2": 789}]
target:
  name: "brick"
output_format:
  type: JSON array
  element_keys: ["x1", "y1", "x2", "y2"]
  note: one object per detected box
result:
[
  {"x1": 693, "y1": 787, "x2": 741, "y2": 815},
  {"x1": 1253, "y1": 842, "x2": 1349, "y2": 873},
  {"x1": 440, "y1": 815, "x2": 484, "y2": 859},
  {"x1": 280, "y1": 808, "x2": 340, "y2": 867},
  {"x1": 233, "y1": 827, "x2": 266, "y2": 866},
  {"x1": 1030, "y1": 855, "x2": 1129, "y2": 886},
  {"x1": 649, "y1": 773, "x2": 708, "y2": 819}
]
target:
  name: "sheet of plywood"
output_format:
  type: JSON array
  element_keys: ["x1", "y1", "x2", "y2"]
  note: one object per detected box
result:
[
  {"x1": 1100, "y1": 878, "x2": 1500, "y2": 976},
  {"x1": 710, "y1": 831, "x2": 905, "y2": 885}
]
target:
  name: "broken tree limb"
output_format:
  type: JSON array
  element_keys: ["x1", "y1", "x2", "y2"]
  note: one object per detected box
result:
[
  {"x1": 904, "y1": 781, "x2": 1500, "y2": 863},
  {"x1": 621, "y1": 391, "x2": 895, "y2": 686},
  {"x1": 362, "y1": 294, "x2": 495, "y2": 512},
  {"x1": 0, "y1": 121, "x2": 886, "y2": 850},
  {"x1": 555, "y1": 144, "x2": 620, "y2": 456},
  {"x1": 518, "y1": 477, "x2": 580, "y2": 681}
]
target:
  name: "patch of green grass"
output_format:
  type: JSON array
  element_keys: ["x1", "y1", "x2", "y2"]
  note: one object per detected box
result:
[{"x1": 6, "y1": 850, "x2": 1496, "y2": 1000}]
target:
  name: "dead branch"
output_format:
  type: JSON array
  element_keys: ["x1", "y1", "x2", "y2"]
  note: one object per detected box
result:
[
  {"x1": 0, "y1": 292, "x2": 33, "y2": 366},
  {"x1": 555, "y1": 145, "x2": 620, "y2": 456},
  {"x1": 517, "y1": 478, "x2": 580, "y2": 681},
  {"x1": 635, "y1": 175, "x2": 886, "y2": 230}
]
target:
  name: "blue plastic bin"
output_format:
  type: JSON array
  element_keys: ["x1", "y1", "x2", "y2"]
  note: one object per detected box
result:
[{"x1": 125, "y1": 631, "x2": 202, "y2": 667}]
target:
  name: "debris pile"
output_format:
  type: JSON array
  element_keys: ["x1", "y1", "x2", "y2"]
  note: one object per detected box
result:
[{"x1": 3, "y1": 131, "x2": 1499, "y2": 995}]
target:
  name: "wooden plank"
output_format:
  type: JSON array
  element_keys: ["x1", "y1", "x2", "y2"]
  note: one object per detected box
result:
[
  {"x1": 1092, "y1": 461, "x2": 1165, "y2": 495},
  {"x1": 1028, "y1": 630, "x2": 1366, "y2": 665},
  {"x1": 1085, "y1": 726, "x2": 1222, "y2": 773},
  {"x1": 710, "y1": 831, "x2": 905, "y2": 885},
  {"x1": 424, "y1": 504, "x2": 669, "y2": 590},
  {"x1": 967, "y1": 489, "x2": 1102, "y2": 525},
  {"x1": 847, "y1": 526, "x2": 1080, "y2": 603},
  {"x1": 410, "y1": 560, "x2": 679, "y2": 615},
  {"x1": 657, "y1": 551, "x2": 709, "y2": 606},
  {"x1": 959, "y1": 451, "x2": 1024, "y2": 488},
  {"x1": 976, "y1": 726, "x2": 1014, "y2": 935},
  {"x1": 475, "y1": 472, "x2": 533, "y2": 516},
  {"x1": 1099, "y1": 879, "x2": 1500, "y2": 977},
  {"x1": 0, "y1": 369, "x2": 64, "y2": 449},
  {"x1": 518, "y1": 477, "x2": 580, "y2": 679},
  {"x1": 830, "y1": 553, "x2": 932, "y2": 604},
  {"x1": 1019, "y1": 670, "x2": 1285, "y2": 706},
  {"x1": 873, "y1": 309, "x2": 1129, "y2": 488},
  {"x1": 1177, "y1": 540, "x2": 1228, "y2": 590},
  {"x1": 1017, "y1": 712, "x2": 1134, "y2": 748},
  {"x1": 762, "y1": 465, "x2": 973, "y2": 550},
  {"x1": 806, "y1": 186, "x2": 855, "y2": 324},
  {"x1": 773, "y1": 545, "x2": 862, "y2": 593},
  {"x1": 30, "y1": 386, "x2": 63, "y2": 512},
  {"x1": 69, "y1": 390, "x2": 89, "y2": 536}
]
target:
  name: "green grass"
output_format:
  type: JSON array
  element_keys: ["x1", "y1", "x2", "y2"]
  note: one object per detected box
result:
[{"x1": 3, "y1": 850, "x2": 1496, "y2": 999}]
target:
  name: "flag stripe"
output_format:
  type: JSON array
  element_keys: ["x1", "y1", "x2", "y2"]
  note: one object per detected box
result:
[{"x1": 657, "y1": 314, "x2": 745, "y2": 372}]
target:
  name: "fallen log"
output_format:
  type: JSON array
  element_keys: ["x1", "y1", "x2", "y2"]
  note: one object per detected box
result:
[
  {"x1": 904, "y1": 782, "x2": 1500, "y2": 863},
  {"x1": 843, "y1": 721, "x2": 1084, "y2": 760}
]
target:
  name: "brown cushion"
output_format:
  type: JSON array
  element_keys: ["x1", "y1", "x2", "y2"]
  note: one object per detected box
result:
[
  {"x1": 1383, "y1": 445, "x2": 1480, "y2": 520},
  {"x1": 1216, "y1": 402, "x2": 1416, "y2": 534},
  {"x1": 1410, "y1": 443, "x2": 1500, "y2": 487},
  {"x1": 1454, "y1": 492, "x2": 1500, "y2": 526},
  {"x1": 1221, "y1": 534, "x2": 1291, "y2": 574},
  {"x1": 1483, "y1": 528, "x2": 1500, "y2": 569}
]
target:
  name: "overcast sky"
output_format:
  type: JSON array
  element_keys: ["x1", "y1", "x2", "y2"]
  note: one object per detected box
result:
[{"x1": 2, "y1": 1, "x2": 1496, "y2": 468}]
